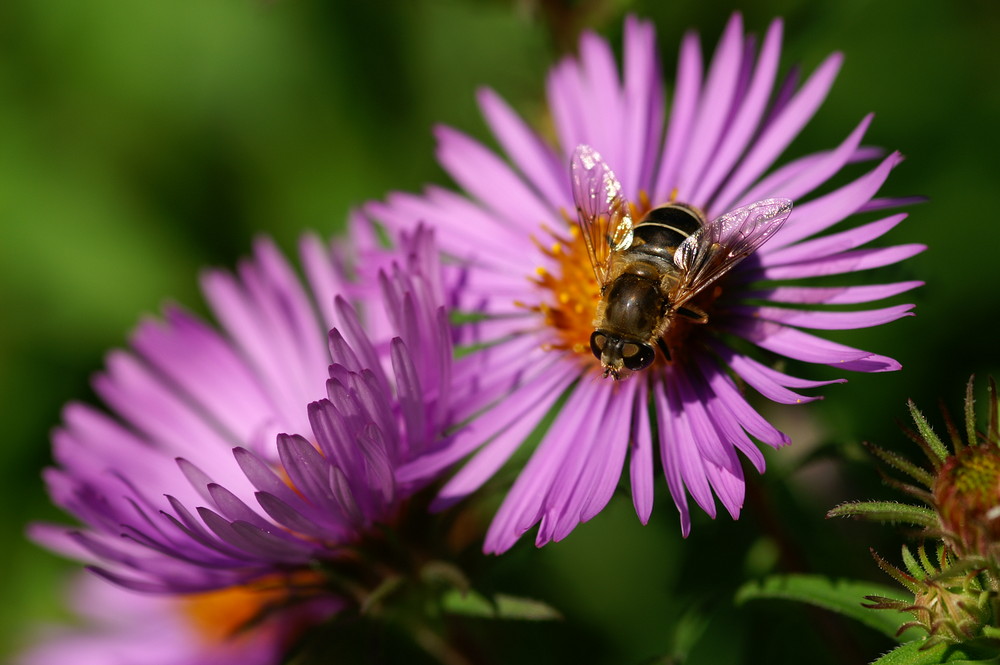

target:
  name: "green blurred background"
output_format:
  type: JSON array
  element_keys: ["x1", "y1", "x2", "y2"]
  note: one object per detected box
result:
[{"x1": 2, "y1": 0, "x2": 998, "y2": 662}]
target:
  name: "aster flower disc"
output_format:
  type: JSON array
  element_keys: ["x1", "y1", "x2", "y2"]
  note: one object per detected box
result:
[{"x1": 369, "y1": 13, "x2": 923, "y2": 552}]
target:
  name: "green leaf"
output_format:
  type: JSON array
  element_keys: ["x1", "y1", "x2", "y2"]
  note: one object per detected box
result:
[
  {"x1": 871, "y1": 639, "x2": 1000, "y2": 665},
  {"x1": 441, "y1": 589, "x2": 562, "y2": 621},
  {"x1": 735, "y1": 574, "x2": 920, "y2": 642}
]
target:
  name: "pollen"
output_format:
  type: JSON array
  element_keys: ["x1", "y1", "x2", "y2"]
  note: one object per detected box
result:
[{"x1": 521, "y1": 215, "x2": 604, "y2": 365}]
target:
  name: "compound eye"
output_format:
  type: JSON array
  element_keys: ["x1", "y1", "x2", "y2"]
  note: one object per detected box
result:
[
  {"x1": 590, "y1": 331, "x2": 607, "y2": 360},
  {"x1": 622, "y1": 342, "x2": 655, "y2": 371}
]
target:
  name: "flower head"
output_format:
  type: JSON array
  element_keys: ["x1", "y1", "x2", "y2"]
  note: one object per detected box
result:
[
  {"x1": 832, "y1": 377, "x2": 1000, "y2": 564},
  {"x1": 32, "y1": 225, "x2": 466, "y2": 623},
  {"x1": 367, "y1": 14, "x2": 923, "y2": 552},
  {"x1": 831, "y1": 377, "x2": 1000, "y2": 648},
  {"x1": 865, "y1": 544, "x2": 995, "y2": 647},
  {"x1": 17, "y1": 573, "x2": 326, "y2": 665}
]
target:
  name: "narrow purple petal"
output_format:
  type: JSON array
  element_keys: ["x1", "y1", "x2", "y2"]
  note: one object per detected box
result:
[
  {"x1": 705, "y1": 458, "x2": 745, "y2": 520},
  {"x1": 662, "y1": 376, "x2": 717, "y2": 519},
  {"x1": 765, "y1": 152, "x2": 904, "y2": 250},
  {"x1": 483, "y1": 380, "x2": 603, "y2": 552},
  {"x1": 206, "y1": 483, "x2": 277, "y2": 532},
  {"x1": 276, "y1": 433, "x2": 342, "y2": 519},
  {"x1": 692, "y1": 19, "x2": 783, "y2": 203},
  {"x1": 628, "y1": 379, "x2": 654, "y2": 523},
  {"x1": 578, "y1": 30, "x2": 624, "y2": 170},
  {"x1": 390, "y1": 338, "x2": 427, "y2": 451},
  {"x1": 754, "y1": 244, "x2": 926, "y2": 280},
  {"x1": 547, "y1": 58, "x2": 588, "y2": 162},
  {"x1": 621, "y1": 15, "x2": 664, "y2": 192},
  {"x1": 675, "y1": 13, "x2": 744, "y2": 199},
  {"x1": 431, "y1": 364, "x2": 577, "y2": 508},
  {"x1": 730, "y1": 303, "x2": 915, "y2": 330},
  {"x1": 713, "y1": 341, "x2": 843, "y2": 405},
  {"x1": 576, "y1": 379, "x2": 638, "y2": 522},
  {"x1": 702, "y1": 360, "x2": 789, "y2": 448},
  {"x1": 759, "y1": 213, "x2": 907, "y2": 267},
  {"x1": 254, "y1": 492, "x2": 342, "y2": 541},
  {"x1": 699, "y1": 387, "x2": 766, "y2": 474},
  {"x1": 477, "y1": 87, "x2": 570, "y2": 211},
  {"x1": 744, "y1": 281, "x2": 923, "y2": 305},
  {"x1": 653, "y1": 30, "x2": 702, "y2": 200},
  {"x1": 722, "y1": 316, "x2": 893, "y2": 369},
  {"x1": 435, "y1": 126, "x2": 556, "y2": 235},
  {"x1": 739, "y1": 114, "x2": 874, "y2": 205},
  {"x1": 399, "y1": 350, "x2": 568, "y2": 484},
  {"x1": 651, "y1": 378, "x2": 689, "y2": 535},
  {"x1": 712, "y1": 53, "x2": 844, "y2": 213}
]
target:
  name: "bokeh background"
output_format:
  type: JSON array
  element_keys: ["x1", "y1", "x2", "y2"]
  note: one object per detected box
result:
[{"x1": 2, "y1": 0, "x2": 998, "y2": 662}]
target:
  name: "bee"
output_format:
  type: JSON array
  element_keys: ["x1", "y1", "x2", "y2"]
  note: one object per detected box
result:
[{"x1": 570, "y1": 144, "x2": 792, "y2": 380}]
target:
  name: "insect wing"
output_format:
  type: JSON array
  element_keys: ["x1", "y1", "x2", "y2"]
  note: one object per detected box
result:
[
  {"x1": 570, "y1": 145, "x2": 634, "y2": 287},
  {"x1": 671, "y1": 197, "x2": 792, "y2": 306}
]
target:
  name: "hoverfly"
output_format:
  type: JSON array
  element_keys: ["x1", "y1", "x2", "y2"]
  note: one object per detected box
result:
[{"x1": 570, "y1": 144, "x2": 792, "y2": 380}]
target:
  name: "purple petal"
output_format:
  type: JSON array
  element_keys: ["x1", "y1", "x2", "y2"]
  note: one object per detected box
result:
[
  {"x1": 621, "y1": 15, "x2": 664, "y2": 192},
  {"x1": 758, "y1": 213, "x2": 907, "y2": 267},
  {"x1": 660, "y1": 376, "x2": 716, "y2": 520},
  {"x1": 712, "y1": 341, "x2": 843, "y2": 405},
  {"x1": 675, "y1": 13, "x2": 744, "y2": 200},
  {"x1": 476, "y1": 87, "x2": 570, "y2": 212},
  {"x1": 484, "y1": 379, "x2": 605, "y2": 552},
  {"x1": 628, "y1": 380, "x2": 654, "y2": 523},
  {"x1": 435, "y1": 126, "x2": 556, "y2": 235},
  {"x1": 729, "y1": 303, "x2": 915, "y2": 330},
  {"x1": 713, "y1": 53, "x2": 844, "y2": 213},
  {"x1": 577, "y1": 29, "x2": 624, "y2": 171},
  {"x1": 738, "y1": 114, "x2": 873, "y2": 205},
  {"x1": 722, "y1": 316, "x2": 899, "y2": 370},
  {"x1": 701, "y1": 360, "x2": 789, "y2": 448},
  {"x1": 744, "y1": 281, "x2": 923, "y2": 305},
  {"x1": 692, "y1": 19, "x2": 782, "y2": 204},
  {"x1": 764, "y1": 152, "x2": 904, "y2": 251},
  {"x1": 276, "y1": 433, "x2": 342, "y2": 518},
  {"x1": 754, "y1": 244, "x2": 926, "y2": 280},
  {"x1": 431, "y1": 363, "x2": 577, "y2": 509},
  {"x1": 653, "y1": 30, "x2": 703, "y2": 199}
]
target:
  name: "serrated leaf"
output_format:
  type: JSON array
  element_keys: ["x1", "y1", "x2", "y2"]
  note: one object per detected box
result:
[
  {"x1": 441, "y1": 589, "x2": 562, "y2": 621},
  {"x1": 871, "y1": 639, "x2": 999, "y2": 665},
  {"x1": 735, "y1": 574, "x2": 920, "y2": 641}
]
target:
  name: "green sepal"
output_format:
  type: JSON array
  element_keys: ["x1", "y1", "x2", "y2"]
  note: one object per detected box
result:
[
  {"x1": 735, "y1": 574, "x2": 921, "y2": 641},
  {"x1": 866, "y1": 442, "x2": 936, "y2": 488},
  {"x1": 828, "y1": 500, "x2": 938, "y2": 528},
  {"x1": 908, "y1": 400, "x2": 951, "y2": 465},
  {"x1": 441, "y1": 589, "x2": 562, "y2": 621}
]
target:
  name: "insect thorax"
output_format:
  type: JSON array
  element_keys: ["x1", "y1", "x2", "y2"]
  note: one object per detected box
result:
[{"x1": 629, "y1": 204, "x2": 704, "y2": 259}]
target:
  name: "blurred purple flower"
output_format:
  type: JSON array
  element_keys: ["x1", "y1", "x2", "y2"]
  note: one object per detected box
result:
[
  {"x1": 32, "y1": 225, "x2": 462, "y2": 606},
  {"x1": 366, "y1": 14, "x2": 925, "y2": 552},
  {"x1": 17, "y1": 573, "x2": 328, "y2": 665}
]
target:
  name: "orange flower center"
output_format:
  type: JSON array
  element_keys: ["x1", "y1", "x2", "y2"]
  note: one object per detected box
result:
[
  {"x1": 521, "y1": 217, "x2": 603, "y2": 368},
  {"x1": 181, "y1": 572, "x2": 322, "y2": 645},
  {"x1": 520, "y1": 196, "x2": 713, "y2": 374}
]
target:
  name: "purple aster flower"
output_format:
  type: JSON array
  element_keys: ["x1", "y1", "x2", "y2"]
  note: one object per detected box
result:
[
  {"x1": 364, "y1": 14, "x2": 925, "y2": 552},
  {"x1": 17, "y1": 573, "x2": 324, "y2": 665},
  {"x1": 31, "y1": 224, "x2": 463, "y2": 598}
]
